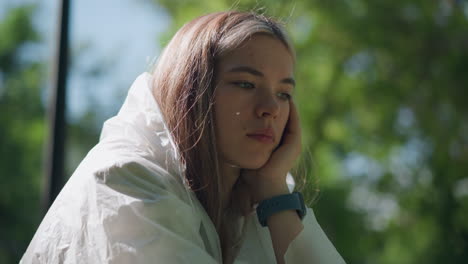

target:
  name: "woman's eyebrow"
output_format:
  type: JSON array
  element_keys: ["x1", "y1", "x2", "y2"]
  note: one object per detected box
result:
[
  {"x1": 282, "y1": 77, "x2": 296, "y2": 87},
  {"x1": 228, "y1": 66, "x2": 263, "y2": 77},
  {"x1": 227, "y1": 66, "x2": 295, "y2": 87}
]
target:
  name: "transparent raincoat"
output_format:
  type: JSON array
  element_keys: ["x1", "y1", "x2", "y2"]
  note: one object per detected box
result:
[{"x1": 21, "y1": 73, "x2": 346, "y2": 264}]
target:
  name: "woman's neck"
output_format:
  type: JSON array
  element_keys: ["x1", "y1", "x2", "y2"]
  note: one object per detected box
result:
[{"x1": 219, "y1": 162, "x2": 241, "y2": 209}]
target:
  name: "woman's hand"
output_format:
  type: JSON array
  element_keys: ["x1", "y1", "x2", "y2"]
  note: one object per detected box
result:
[{"x1": 241, "y1": 100, "x2": 302, "y2": 205}]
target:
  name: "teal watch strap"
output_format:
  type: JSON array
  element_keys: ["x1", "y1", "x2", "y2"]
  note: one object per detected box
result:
[{"x1": 256, "y1": 191, "x2": 307, "y2": 227}]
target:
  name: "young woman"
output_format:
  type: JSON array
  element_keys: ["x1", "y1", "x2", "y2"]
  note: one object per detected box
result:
[{"x1": 21, "y1": 11, "x2": 345, "y2": 264}]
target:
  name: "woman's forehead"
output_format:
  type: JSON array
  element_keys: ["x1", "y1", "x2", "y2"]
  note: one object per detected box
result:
[{"x1": 217, "y1": 35, "x2": 294, "y2": 76}]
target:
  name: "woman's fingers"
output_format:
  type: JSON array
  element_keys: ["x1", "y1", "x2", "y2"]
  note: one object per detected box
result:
[
  {"x1": 279, "y1": 100, "x2": 301, "y2": 150},
  {"x1": 288, "y1": 100, "x2": 301, "y2": 136}
]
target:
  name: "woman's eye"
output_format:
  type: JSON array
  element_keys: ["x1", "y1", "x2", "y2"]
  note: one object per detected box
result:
[
  {"x1": 233, "y1": 81, "x2": 255, "y2": 89},
  {"x1": 277, "y1": 92, "x2": 292, "y2": 101}
]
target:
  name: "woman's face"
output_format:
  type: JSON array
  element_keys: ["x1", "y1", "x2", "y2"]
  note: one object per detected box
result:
[{"x1": 214, "y1": 34, "x2": 295, "y2": 169}]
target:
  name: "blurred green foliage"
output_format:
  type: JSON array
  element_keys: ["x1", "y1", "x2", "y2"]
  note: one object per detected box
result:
[
  {"x1": 0, "y1": 5, "x2": 44, "y2": 264},
  {"x1": 1, "y1": 0, "x2": 467, "y2": 263},
  {"x1": 0, "y1": 4, "x2": 101, "y2": 263}
]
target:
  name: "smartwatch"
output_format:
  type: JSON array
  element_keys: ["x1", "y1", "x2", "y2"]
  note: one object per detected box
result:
[{"x1": 256, "y1": 191, "x2": 307, "y2": 227}]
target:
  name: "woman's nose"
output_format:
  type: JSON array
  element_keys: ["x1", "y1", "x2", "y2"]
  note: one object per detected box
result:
[{"x1": 255, "y1": 94, "x2": 280, "y2": 119}]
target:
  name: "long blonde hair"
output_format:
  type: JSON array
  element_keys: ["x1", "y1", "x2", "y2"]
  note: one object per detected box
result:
[{"x1": 151, "y1": 11, "x2": 294, "y2": 262}]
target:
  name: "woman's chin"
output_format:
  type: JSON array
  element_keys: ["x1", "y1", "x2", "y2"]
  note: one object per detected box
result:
[
  {"x1": 221, "y1": 152, "x2": 272, "y2": 170},
  {"x1": 238, "y1": 157, "x2": 270, "y2": 170}
]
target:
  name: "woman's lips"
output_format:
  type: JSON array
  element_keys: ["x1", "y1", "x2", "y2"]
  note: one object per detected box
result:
[
  {"x1": 246, "y1": 133, "x2": 274, "y2": 143},
  {"x1": 247, "y1": 128, "x2": 275, "y2": 143}
]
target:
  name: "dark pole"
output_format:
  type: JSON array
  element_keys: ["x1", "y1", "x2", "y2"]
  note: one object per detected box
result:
[{"x1": 41, "y1": 0, "x2": 70, "y2": 215}]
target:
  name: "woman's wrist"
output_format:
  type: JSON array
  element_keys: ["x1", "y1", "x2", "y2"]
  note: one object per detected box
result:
[
  {"x1": 267, "y1": 209, "x2": 304, "y2": 264},
  {"x1": 256, "y1": 181, "x2": 291, "y2": 202},
  {"x1": 257, "y1": 191, "x2": 307, "y2": 227}
]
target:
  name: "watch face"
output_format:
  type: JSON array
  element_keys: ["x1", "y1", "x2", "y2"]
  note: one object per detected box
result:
[{"x1": 257, "y1": 192, "x2": 307, "y2": 227}]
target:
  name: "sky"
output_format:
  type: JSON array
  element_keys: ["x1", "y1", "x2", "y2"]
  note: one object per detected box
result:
[
  {"x1": 66, "y1": 0, "x2": 169, "y2": 121},
  {"x1": 2, "y1": 0, "x2": 170, "y2": 122}
]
